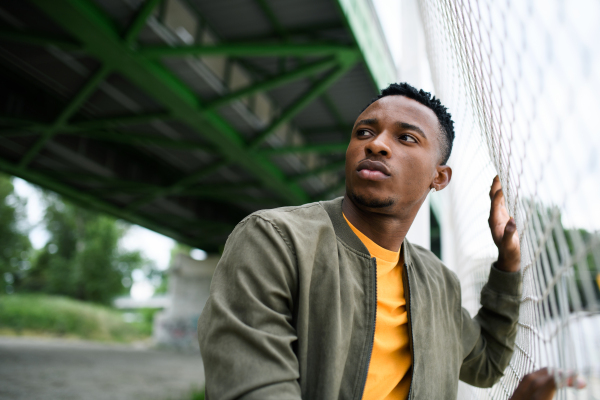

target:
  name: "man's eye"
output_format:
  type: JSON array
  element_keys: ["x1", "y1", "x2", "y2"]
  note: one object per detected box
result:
[
  {"x1": 357, "y1": 129, "x2": 371, "y2": 137},
  {"x1": 400, "y1": 134, "x2": 417, "y2": 143}
]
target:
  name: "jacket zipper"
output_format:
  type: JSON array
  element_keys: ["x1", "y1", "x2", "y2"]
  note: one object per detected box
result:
[
  {"x1": 405, "y1": 264, "x2": 415, "y2": 400},
  {"x1": 357, "y1": 257, "x2": 378, "y2": 400}
]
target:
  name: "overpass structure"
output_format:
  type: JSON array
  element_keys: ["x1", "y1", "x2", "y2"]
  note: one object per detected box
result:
[{"x1": 0, "y1": 0, "x2": 395, "y2": 251}]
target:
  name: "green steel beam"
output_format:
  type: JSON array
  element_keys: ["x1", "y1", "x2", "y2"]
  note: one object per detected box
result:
[
  {"x1": 259, "y1": 142, "x2": 348, "y2": 156},
  {"x1": 249, "y1": 56, "x2": 358, "y2": 149},
  {"x1": 318, "y1": 87, "x2": 348, "y2": 129},
  {"x1": 336, "y1": 0, "x2": 396, "y2": 89},
  {"x1": 125, "y1": 159, "x2": 229, "y2": 211},
  {"x1": 138, "y1": 43, "x2": 358, "y2": 58},
  {"x1": 1, "y1": 112, "x2": 171, "y2": 138},
  {"x1": 48, "y1": 172, "x2": 259, "y2": 197},
  {"x1": 123, "y1": 0, "x2": 162, "y2": 45},
  {"x1": 206, "y1": 57, "x2": 338, "y2": 110},
  {"x1": 291, "y1": 159, "x2": 346, "y2": 182},
  {"x1": 0, "y1": 157, "x2": 205, "y2": 248},
  {"x1": 0, "y1": 128, "x2": 211, "y2": 152},
  {"x1": 255, "y1": 0, "x2": 287, "y2": 40},
  {"x1": 63, "y1": 130, "x2": 213, "y2": 151},
  {"x1": 253, "y1": 0, "x2": 351, "y2": 159},
  {"x1": 32, "y1": 0, "x2": 310, "y2": 205},
  {"x1": 0, "y1": 29, "x2": 82, "y2": 50},
  {"x1": 69, "y1": 112, "x2": 171, "y2": 131},
  {"x1": 18, "y1": 64, "x2": 111, "y2": 169}
]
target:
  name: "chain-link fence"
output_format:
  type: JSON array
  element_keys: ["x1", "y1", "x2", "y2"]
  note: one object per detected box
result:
[{"x1": 418, "y1": 0, "x2": 600, "y2": 398}]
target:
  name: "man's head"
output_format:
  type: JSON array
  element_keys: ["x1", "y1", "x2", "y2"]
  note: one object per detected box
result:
[{"x1": 345, "y1": 83, "x2": 454, "y2": 215}]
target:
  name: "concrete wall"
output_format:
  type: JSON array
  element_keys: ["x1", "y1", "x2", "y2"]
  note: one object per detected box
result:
[{"x1": 153, "y1": 254, "x2": 219, "y2": 349}]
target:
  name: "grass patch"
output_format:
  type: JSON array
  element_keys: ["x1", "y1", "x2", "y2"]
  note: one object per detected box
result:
[
  {"x1": 166, "y1": 387, "x2": 205, "y2": 400},
  {"x1": 0, "y1": 293, "x2": 151, "y2": 342}
]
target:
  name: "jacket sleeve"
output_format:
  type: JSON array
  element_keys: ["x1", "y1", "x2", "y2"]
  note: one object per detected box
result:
[
  {"x1": 459, "y1": 263, "x2": 523, "y2": 387},
  {"x1": 197, "y1": 215, "x2": 301, "y2": 400}
]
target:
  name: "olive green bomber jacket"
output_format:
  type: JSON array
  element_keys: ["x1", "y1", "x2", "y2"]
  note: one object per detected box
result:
[{"x1": 197, "y1": 197, "x2": 522, "y2": 399}]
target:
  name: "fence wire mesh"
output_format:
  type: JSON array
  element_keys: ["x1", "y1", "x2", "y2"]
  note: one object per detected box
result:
[{"x1": 417, "y1": 0, "x2": 600, "y2": 398}]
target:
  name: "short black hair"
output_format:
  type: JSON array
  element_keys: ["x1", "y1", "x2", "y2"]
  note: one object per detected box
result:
[{"x1": 362, "y1": 83, "x2": 455, "y2": 165}]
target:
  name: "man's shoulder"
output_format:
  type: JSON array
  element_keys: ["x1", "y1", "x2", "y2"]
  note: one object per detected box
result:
[
  {"x1": 229, "y1": 201, "x2": 337, "y2": 257},
  {"x1": 241, "y1": 201, "x2": 329, "y2": 227}
]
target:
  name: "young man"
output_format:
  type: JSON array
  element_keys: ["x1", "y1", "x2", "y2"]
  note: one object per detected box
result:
[{"x1": 198, "y1": 83, "x2": 526, "y2": 399}]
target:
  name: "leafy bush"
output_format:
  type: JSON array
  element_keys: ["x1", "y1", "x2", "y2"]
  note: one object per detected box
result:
[
  {"x1": 0, "y1": 293, "x2": 150, "y2": 342},
  {"x1": 16, "y1": 193, "x2": 146, "y2": 305}
]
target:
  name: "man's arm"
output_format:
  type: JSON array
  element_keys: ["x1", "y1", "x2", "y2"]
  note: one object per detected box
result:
[
  {"x1": 198, "y1": 215, "x2": 302, "y2": 400},
  {"x1": 458, "y1": 263, "x2": 522, "y2": 386},
  {"x1": 459, "y1": 175, "x2": 523, "y2": 387}
]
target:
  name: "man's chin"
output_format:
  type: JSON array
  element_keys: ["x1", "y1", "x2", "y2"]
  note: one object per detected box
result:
[{"x1": 349, "y1": 191, "x2": 395, "y2": 209}]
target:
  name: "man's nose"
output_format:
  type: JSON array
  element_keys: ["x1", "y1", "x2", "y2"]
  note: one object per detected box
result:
[{"x1": 365, "y1": 133, "x2": 392, "y2": 158}]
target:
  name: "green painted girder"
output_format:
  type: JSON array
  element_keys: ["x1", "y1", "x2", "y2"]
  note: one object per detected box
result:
[
  {"x1": 0, "y1": 112, "x2": 171, "y2": 135},
  {"x1": 254, "y1": 0, "x2": 287, "y2": 40},
  {"x1": 46, "y1": 172, "x2": 261, "y2": 198},
  {"x1": 2, "y1": 129, "x2": 213, "y2": 151},
  {"x1": 206, "y1": 57, "x2": 338, "y2": 110},
  {"x1": 70, "y1": 112, "x2": 171, "y2": 131},
  {"x1": 249, "y1": 58, "x2": 358, "y2": 150},
  {"x1": 336, "y1": 0, "x2": 396, "y2": 89},
  {"x1": 123, "y1": 0, "x2": 162, "y2": 44},
  {"x1": 250, "y1": 0, "x2": 351, "y2": 147},
  {"x1": 125, "y1": 159, "x2": 230, "y2": 211},
  {"x1": 138, "y1": 43, "x2": 359, "y2": 58},
  {"x1": 18, "y1": 64, "x2": 112, "y2": 169},
  {"x1": 31, "y1": 0, "x2": 311, "y2": 205},
  {"x1": 67, "y1": 130, "x2": 214, "y2": 151}
]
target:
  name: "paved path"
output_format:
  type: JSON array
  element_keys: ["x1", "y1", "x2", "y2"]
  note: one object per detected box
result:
[{"x1": 0, "y1": 336, "x2": 204, "y2": 400}]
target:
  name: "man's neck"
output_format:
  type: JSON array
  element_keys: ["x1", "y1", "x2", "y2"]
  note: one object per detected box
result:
[{"x1": 342, "y1": 193, "x2": 415, "y2": 253}]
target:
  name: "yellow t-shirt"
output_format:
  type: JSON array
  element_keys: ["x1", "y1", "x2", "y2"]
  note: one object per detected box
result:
[{"x1": 343, "y1": 214, "x2": 412, "y2": 400}]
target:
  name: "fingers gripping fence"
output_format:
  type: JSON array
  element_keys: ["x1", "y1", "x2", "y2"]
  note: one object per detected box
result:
[{"x1": 417, "y1": 0, "x2": 600, "y2": 398}]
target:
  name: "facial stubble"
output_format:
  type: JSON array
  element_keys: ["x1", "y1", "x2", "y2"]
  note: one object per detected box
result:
[{"x1": 349, "y1": 189, "x2": 396, "y2": 209}]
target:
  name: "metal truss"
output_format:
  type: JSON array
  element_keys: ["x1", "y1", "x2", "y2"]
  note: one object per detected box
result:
[{"x1": 0, "y1": 0, "x2": 393, "y2": 249}]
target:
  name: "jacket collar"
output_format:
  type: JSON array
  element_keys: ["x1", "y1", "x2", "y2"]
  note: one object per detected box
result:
[{"x1": 320, "y1": 196, "x2": 413, "y2": 266}]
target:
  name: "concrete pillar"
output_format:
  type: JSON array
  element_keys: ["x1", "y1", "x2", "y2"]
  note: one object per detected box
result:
[{"x1": 153, "y1": 253, "x2": 219, "y2": 349}]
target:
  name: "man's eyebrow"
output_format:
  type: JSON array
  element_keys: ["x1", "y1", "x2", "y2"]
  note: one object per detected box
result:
[
  {"x1": 396, "y1": 122, "x2": 427, "y2": 139},
  {"x1": 353, "y1": 118, "x2": 378, "y2": 129}
]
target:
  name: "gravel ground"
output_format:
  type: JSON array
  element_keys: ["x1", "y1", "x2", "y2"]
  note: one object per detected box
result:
[{"x1": 0, "y1": 336, "x2": 204, "y2": 400}]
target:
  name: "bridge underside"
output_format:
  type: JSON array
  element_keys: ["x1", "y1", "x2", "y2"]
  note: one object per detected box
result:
[{"x1": 0, "y1": 0, "x2": 394, "y2": 251}]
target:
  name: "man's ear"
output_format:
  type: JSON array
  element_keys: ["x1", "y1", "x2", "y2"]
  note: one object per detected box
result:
[{"x1": 433, "y1": 165, "x2": 452, "y2": 191}]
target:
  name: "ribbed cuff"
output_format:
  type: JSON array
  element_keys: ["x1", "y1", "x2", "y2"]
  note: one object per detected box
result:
[{"x1": 485, "y1": 262, "x2": 523, "y2": 297}]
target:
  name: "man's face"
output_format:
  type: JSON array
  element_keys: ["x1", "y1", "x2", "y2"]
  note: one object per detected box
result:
[{"x1": 345, "y1": 95, "x2": 446, "y2": 214}]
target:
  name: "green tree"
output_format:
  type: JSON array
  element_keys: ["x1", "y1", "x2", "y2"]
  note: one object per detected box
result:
[
  {"x1": 0, "y1": 174, "x2": 32, "y2": 294},
  {"x1": 19, "y1": 193, "x2": 145, "y2": 305}
]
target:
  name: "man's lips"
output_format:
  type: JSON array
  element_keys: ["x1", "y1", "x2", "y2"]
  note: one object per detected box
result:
[{"x1": 356, "y1": 160, "x2": 391, "y2": 181}]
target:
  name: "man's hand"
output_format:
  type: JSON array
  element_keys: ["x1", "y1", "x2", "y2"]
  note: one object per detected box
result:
[
  {"x1": 509, "y1": 368, "x2": 586, "y2": 400},
  {"x1": 489, "y1": 175, "x2": 521, "y2": 272}
]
